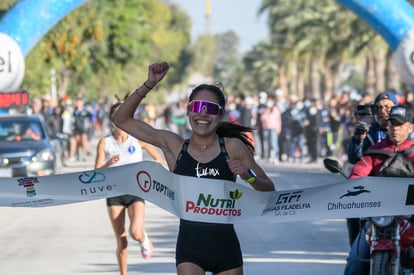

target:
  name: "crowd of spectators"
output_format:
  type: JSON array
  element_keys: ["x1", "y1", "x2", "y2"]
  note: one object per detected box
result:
[
  {"x1": 25, "y1": 95, "x2": 109, "y2": 165},
  {"x1": 22, "y1": 87, "x2": 413, "y2": 166},
  {"x1": 151, "y1": 87, "x2": 413, "y2": 165}
]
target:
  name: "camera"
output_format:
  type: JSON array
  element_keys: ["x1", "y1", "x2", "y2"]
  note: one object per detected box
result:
[
  {"x1": 354, "y1": 121, "x2": 369, "y2": 135},
  {"x1": 355, "y1": 104, "x2": 378, "y2": 116}
]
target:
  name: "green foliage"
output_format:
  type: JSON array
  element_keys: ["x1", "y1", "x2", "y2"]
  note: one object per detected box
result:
[
  {"x1": 19, "y1": 0, "x2": 191, "y2": 101},
  {"x1": 237, "y1": 41, "x2": 280, "y2": 94},
  {"x1": 213, "y1": 31, "x2": 240, "y2": 84},
  {"x1": 0, "y1": 0, "x2": 16, "y2": 16},
  {"x1": 104, "y1": 0, "x2": 151, "y2": 65},
  {"x1": 249, "y1": 0, "x2": 398, "y2": 97},
  {"x1": 342, "y1": 69, "x2": 365, "y2": 92},
  {"x1": 188, "y1": 34, "x2": 216, "y2": 79},
  {"x1": 22, "y1": 41, "x2": 53, "y2": 98},
  {"x1": 6, "y1": 0, "x2": 408, "y2": 101}
]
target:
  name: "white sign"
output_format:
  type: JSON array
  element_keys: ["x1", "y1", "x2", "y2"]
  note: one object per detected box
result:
[
  {"x1": 0, "y1": 33, "x2": 25, "y2": 92},
  {"x1": 0, "y1": 161, "x2": 413, "y2": 224}
]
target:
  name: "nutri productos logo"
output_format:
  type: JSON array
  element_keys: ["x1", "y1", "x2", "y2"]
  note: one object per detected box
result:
[{"x1": 185, "y1": 190, "x2": 243, "y2": 217}]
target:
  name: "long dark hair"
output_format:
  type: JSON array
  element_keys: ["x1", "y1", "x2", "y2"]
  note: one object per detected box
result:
[{"x1": 189, "y1": 83, "x2": 255, "y2": 153}]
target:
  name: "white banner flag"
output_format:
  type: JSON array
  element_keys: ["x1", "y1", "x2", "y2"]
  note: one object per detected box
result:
[{"x1": 0, "y1": 161, "x2": 413, "y2": 223}]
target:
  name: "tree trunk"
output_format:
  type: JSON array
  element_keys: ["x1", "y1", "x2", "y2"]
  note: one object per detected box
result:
[
  {"x1": 309, "y1": 58, "x2": 320, "y2": 100},
  {"x1": 290, "y1": 61, "x2": 298, "y2": 97},
  {"x1": 386, "y1": 49, "x2": 401, "y2": 90},
  {"x1": 297, "y1": 62, "x2": 305, "y2": 99},
  {"x1": 278, "y1": 64, "x2": 288, "y2": 97},
  {"x1": 364, "y1": 49, "x2": 376, "y2": 96},
  {"x1": 374, "y1": 47, "x2": 386, "y2": 93},
  {"x1": 58, "y1": 67, "x2": 71, "y2": 97},
  {"x1": 319, "y1": 60, "x2": 334, "y2": 101}
]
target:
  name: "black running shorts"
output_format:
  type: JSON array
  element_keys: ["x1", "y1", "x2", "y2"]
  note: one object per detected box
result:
[
  {"x1": 106, "y1": 194, "x2": 144, "y2": 207},
  {"x1": 175, "y1": 219, "x2": 243, "y2": 273}
]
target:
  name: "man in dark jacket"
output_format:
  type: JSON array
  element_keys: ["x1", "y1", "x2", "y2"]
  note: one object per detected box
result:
[
  {"x1": 347, "y1": 91, "x2": 399, "y2": 164},
  {"x1": 345, "y1": 91, "x2": 399, "y2": 246},
  {"x1": 344, "y1": 105, "x2": 414, "y2": 275}
]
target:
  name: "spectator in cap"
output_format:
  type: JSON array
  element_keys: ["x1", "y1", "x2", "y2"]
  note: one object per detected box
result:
[
  {"x1": 347, "y1": 91, "x2": 399, "y2": 164},
  {"x1": 388, "y1": 104, "x2": 414, "y2": 124},
  {"x1": 344, "y1": 105, "x2": 414, "y2": 275},
  {"x1": 345, "y1": 90, "x2": 400, "y2": 248}
]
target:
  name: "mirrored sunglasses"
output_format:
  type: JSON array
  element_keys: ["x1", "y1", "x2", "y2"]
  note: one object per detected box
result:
[{"x1": 188, "y1": 100, "x2": 222, "y2": 115}]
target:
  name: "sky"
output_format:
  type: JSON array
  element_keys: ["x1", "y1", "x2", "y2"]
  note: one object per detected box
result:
[{"x1": 170, "y1": 0, "x2": 269, "y2": 53}]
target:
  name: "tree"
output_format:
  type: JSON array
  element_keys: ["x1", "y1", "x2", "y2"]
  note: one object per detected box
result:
[
  {"x1": 258, "y1": 0, "x2": 399, "y2": 99},
  {"x1": 20, "y1": 0, "x2": 191, "y2": 101},
  {"x1": 212, "y1": 31, "x2": 240, "y2": 82},
  {"x1": 0, "y1": 0, "x2": 16, "y2": 16}
]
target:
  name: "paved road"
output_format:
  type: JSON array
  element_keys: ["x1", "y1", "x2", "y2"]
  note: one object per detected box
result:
[{"x1": 0, "y1": 138, "x2": 350, "y2": 274}]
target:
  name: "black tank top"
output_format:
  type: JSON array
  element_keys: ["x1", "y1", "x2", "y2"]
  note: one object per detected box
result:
[
  {"x1": 174, "y1": 136, "x2": 236, "y2": 228},
  {"x1": 173, "y1": 136, "x2": 236, "y2": 182}
]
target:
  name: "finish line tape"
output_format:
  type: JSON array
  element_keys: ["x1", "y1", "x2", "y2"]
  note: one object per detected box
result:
[{"x1": 0, "y1": 161, "x2": 413, "y2": 223}]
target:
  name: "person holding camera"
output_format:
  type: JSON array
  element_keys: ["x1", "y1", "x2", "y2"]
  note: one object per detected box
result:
[
  {"x1": 345, "y1": 91, "x2": 399, "y2": 247},
  {"x1": 344, "y1": 104, "x2": 414, "y2": 275},
  {"x1": 347, "y1": 91, "x2": 399, "y2": 164}
]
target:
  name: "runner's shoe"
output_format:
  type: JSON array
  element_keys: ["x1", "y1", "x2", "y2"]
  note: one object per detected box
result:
[{"x1": 140, "y1": 232, "x2": 153, "y2": 259}]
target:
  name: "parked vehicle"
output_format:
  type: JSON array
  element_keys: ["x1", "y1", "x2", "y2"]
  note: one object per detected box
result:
[
  {"x1": 324, "y1": 158, "x2": 414, "y2": 275},
  {"x1": 0, "y1": 114, "x2": 57, "y2": 177}
]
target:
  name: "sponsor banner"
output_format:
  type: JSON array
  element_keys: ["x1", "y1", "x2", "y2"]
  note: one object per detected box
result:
[{"x1": 0, "y1": 161, "x2": 413, "y2": 223}]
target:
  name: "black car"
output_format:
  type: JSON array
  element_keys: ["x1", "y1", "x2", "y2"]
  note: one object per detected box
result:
[{"x1": 0, "y1": 114, "x2": 57, "y2": 177}]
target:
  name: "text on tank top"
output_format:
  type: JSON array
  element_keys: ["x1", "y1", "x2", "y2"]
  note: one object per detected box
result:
[{"x1": 173, "y1": 136, "x2": 236, "y2": 182}]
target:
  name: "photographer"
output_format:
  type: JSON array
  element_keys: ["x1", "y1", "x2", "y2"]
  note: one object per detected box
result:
[
  {"x1": 345, "y1": 91, "x2": 398, "y2": 247},
  {"x1": 344, "y1": 105, "x2": 414, "y2": 275},
  {"x1": 347, "y1": 91, "x2": 399, "y2": 164}
]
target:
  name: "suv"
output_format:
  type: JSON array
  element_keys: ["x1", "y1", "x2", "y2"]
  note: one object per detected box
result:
[{"x1": 0, "y1": 114, "x2": 57, "y2": 177}]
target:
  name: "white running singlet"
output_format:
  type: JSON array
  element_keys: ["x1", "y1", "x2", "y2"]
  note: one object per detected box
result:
[{"x1": 104, "y1": 135, "x2": 143, "y2": 167}]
